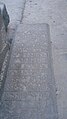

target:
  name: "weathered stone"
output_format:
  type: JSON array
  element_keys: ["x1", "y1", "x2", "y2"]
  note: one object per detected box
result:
[
  {"x1": 0, "y1": 24, "x2": 58, "y2": 119},
  {"x1": 0, "y1": 2, "x2": 10, "y2": 54},
  {"x1": 0, "y1": 2, "x2": 10, "y2": 31},
  {"x1": 0, "y1": 15, "x2": 6, "y2": 52},
  {"x1": 0, "y1": 3, "x2": 10, "y2": 100}
]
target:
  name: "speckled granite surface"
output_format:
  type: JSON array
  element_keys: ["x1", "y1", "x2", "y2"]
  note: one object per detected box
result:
[{"x1": 0, "y1": 24, "x2": 58, "y2": 119}]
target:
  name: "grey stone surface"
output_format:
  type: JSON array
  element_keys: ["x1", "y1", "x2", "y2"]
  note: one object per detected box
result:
[
  {"x1": 22, "y1": 0, "x2": 67, "y2": 118},
  {"x1": 0, "y1": 24, "x2": 58, "y2": 119},
  {"x1": 0, "y1": 0, "x2": 26, "y2": 101},
  {"x1": 0, "y1": 10, "x2": 9, "y2": 81},
  {"x1": 0, "y1": 2, "x2": 10, "y2": 31},
  {"x1": 0, "y1": 0, "x2": 66, "y2": 118},
  {"x1": 0, "y1": 0, "x2": 26, "y2": 29},
  {"x1": 0, "y1": 0, "x2": 26, "y2": 99},
  {"x1": 0, "y1": 3, "x2": 10, "y2": 100},
  {"x1": 0, "y1": 15, "x2": 6, "y2": 52},
  {"x1": 0, "y1": 2, "x2": 10, "y2": 73}
]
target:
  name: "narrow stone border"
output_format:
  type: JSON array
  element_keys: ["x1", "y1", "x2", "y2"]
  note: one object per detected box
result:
[
  {"x1": 0, "y1": 50, "x2": 10, "y2": 100},
  {"x1": 0, "y1": 28, "x2": 16, "y2": 101},
  {"x1": 0, "y1": 38, "x2": 13, "y2": 101}
]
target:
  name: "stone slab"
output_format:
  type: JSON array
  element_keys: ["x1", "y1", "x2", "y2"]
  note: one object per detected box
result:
[{"x1": 0, "y1": 24, "x2": 58, "y2": 119}]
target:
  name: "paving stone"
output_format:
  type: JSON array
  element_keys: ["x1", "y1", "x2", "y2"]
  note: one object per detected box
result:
[{"x1": 0, "y1": 24, "x2": 58, "y2": 119}]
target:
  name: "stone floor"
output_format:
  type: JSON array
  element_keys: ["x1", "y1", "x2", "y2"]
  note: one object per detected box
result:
[
  {"x1": 0, "y1": 0, "x2": 67, "y2": 118},
  {"x1": 0, "y1": 24, "x2": 58, "y2": 119}
]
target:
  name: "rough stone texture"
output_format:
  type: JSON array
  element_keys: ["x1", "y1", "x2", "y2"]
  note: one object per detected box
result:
[
  {"x1": 0, "y1": 2, "x2": 10, "y2": 31},
  {"x1": 0, "y1": 24, "x2": 58, "y2": 119},
  {"x1": 0, "y1": 17, "x2": 10, "y2": 100},
  {"x1": 0, "y1": 0, "x2": 67, "y2": 118},
  {"x1": 22, "y1": 0, "x2": 67, "y2": 118},
  {"x1": 0, "y1": 15, "x2": 6, "y2": 51},
  {"x1": 0, "y1": 3, "x2": 10, "y2": 100},
  {"x1": 0, "y1": 0, "x2": 26, "y2": 101},
  {"x1": 1, "y1": 0, "x2": 26, "y2": 28},
  {"x1": 0, "y1": 2, "x2": 10, "y2": 70}
]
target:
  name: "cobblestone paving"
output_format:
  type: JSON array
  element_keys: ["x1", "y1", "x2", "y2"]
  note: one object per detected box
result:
[{"x1": 0, "y1": 24, "x2": 58, "y2": 119}]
